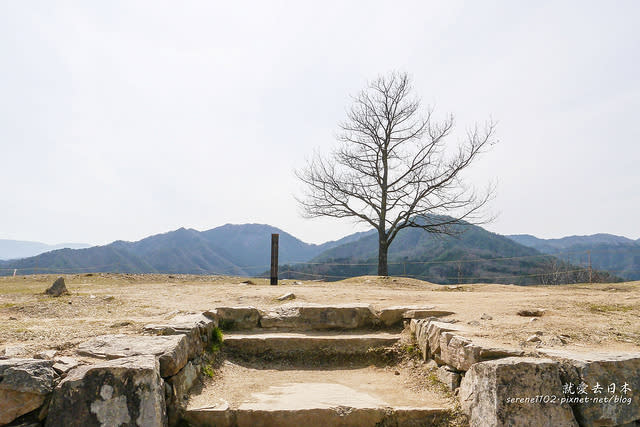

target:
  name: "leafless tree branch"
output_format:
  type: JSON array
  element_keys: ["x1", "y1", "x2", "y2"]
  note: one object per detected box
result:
[{"x1": 296, "y1": 71, "x2": 498, "y2": 275}]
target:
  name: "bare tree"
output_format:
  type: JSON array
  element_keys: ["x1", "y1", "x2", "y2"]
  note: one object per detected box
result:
[{"x1": 296, "y1": 72, "x2": 497, "y2": 276}]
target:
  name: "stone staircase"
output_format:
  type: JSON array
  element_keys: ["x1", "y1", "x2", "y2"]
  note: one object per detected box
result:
[
  {"x1": 183, "y1": 304, "x2": 456, "y2": 427},
  {"x1": 5, "y1": 302, "x2": 638, "y2": 426}
]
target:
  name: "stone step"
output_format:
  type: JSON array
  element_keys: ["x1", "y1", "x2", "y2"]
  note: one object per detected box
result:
[
  {"x1": 222, "y1": 331, "x2": 400, "y2": 358},
  {"x1": 206, "y1": 304, "x2": 453, "y2": 331},
  {"x1": 185, "y1": 405, "x2": 448, "y2": 427},
  {"x1": 184, "y1": 363, "x2": 452, "y2": 427}
]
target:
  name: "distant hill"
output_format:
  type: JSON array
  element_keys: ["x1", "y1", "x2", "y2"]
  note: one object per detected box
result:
[
  {"x1": 0, "y1": 240, "x2": 91, "y2": 261},
  {"x1": 280, "y1": 219, "x2": 610, "y2": 285},
  {"x1": 507, "y1": 233, "x2": 636, "y2": 252},
  {"x1": 507, "y1": 234, "x2": 640, "y2": 281},
  {"x1": 200, "y1": 224, "x2": 371, "y2": 274},
  {"x1": 0, "y1": 224, "x2": 357, "y2": 276},
  {"x1": 1, "y1": 223, "x2": 624, "y2": 284}
]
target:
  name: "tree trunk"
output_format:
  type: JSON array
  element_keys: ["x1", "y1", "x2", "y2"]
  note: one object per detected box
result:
[{"x1": 377, "y1": 238, "x2": 388, "y2": 276}]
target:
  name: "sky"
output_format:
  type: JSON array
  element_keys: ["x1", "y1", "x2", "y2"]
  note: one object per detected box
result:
[{"x1": 1, "y1": 1, "x2": 639, "y2": 246}]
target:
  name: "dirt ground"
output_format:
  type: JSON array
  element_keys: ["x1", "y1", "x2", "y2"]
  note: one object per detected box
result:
[{"x1": 1, "y1": 274, "x2": 639, "y2": 356}]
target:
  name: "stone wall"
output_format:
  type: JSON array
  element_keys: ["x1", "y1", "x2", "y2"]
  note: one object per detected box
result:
[
  {"x1": 0, "y1": 313, "x2": 218, "y2": 427},
  {"x1": 411, "y1": 317, "x2": 640, "y2": 427}
]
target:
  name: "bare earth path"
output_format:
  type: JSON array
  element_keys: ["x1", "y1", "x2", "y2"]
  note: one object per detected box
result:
[{"x1": 1, "y1": 274, "x2": 638, "y2": 356}]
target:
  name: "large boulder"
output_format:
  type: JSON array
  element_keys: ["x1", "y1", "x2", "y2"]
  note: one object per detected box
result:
[
  {"x1": 204, "y1": 307, "x2": 260, "y2": 330},
  {"x1": 76, "y1": 334, "x2": 192, "y2": 377},
  {"x1": 459, "y1": 357, "x2": 578, "y2": 427},
  {"x1": 259, "y1": 304, "x2": 379, "y2": 330},
  {"x1": 540, "y1": 349, "x2": 640, "y2": 426},
  {"x1": 44, "y1": 277, "x2": 68, "y2": 297},
  {"x1": 0, "y1": 359, "x2": 58, "y2": 425},
  {"x1": 45, "y1": 355, "x2": 166, "y2": 427}
]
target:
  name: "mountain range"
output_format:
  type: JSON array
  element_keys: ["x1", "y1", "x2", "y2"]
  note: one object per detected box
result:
[
  {"x1": 0, "y1": 224, "x2": 365, "y2": 277},
  {"x1": 507, "y1": 234, "x2": 640, "y2": 281},
  {"x1": 0, "y1": 223, "x2": 634, "y2": 284},
  {"x1": 0, "y1": 240, "x2": 90, "y2": 261},
  {"x1": 281, "y1": 223, "x2": 579, "y2": 284}
]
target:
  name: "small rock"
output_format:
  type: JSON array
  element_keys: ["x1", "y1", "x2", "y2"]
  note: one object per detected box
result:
[
  {"x1": 292, "y1": 281, "x2": 303, "y2": 285},
  {"x1": 277, "y1": 292, "x2": 296, "y2": 301},
  {"x1": 110, "y1": 321, "x2": 132, "y2": 328},
  {"x1": 2, "y1": 345, "x2": 28, "y2": 357},
  {"x1": 394, "y1": 370, "x2": 400, "y2": 375},
  {"x1": 529, "y1": 318, "x2": 539, "y2": 323},
  {"x1": 467, "y1": 320, "x2": 481, "y2": 326},
  {"x1": 517, "y1": 308, "x2": 545, "y2": 317},
  {"x1": 103, "y1": 296, "x2": 115, "y2": 301},
  {"x1": 534, "y1": 331, "x2": 544, "y2": 336},
  {"x1": 89, "y1": 294, "x2": 96, "y2": 299},
  {"x1": 436, "y1": 365, "x2": 461, "y2": 390},
  {"x1": 240, "y1": 280, "x2": 256, "y2": 285},
  {"x1": 9, "y1": 316, "x2": 17, "y2": 321},
  {"x1": 425, "y1": 359, "x2": 438, "y2": 370},
  {"x1": 34, "y1": 350, "x2": 57, "y2": 360},
  {"x1": 526, "y1": 335, "x2": 541, "y2": 343},
  {"x1": 45, "y1": 277, "x2": 68, "y2": 297},
  {"x1": 547, "y1": 336, "x2": 565, "y2": 346},
  {"x1": 480, "y1": 313, "x2": 493, "y2": 320},
  {"x1": 52, "y1": 356, "x2": 80, "y2": 374}
]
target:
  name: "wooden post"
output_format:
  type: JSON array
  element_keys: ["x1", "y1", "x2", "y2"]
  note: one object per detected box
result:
[{"x1": 270, "y1": 234, "x2": 279, "y2": 285}]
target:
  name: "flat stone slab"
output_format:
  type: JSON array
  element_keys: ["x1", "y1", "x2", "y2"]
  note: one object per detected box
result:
[
  {"x1": 439, "y1": 332, "x2": 524, "y2": 371},
  {"x1": 259, "y1": 304, "x2": 379, "y2": 330},
  {"x1": 144, "y1": 312, "x2": 217, "y2": 335},
  {"x1": 185, "y1": 363, "x2": 450, "y2": 427},
  {"x1": 205, "y1": 306, "x2": 261, "y2": 330},
  {"x1": 144, "y1": 312, "x2": 219, "y2": 357},
  {"x1": 76, "y1": 334, "x2": 190, "y2": 377},
  {"x1": 223, "y1": 332, "x2": 400, "y2": 356},
  {"x1": 185, "y1": 406, "x2": 447, "y2": 427},
  {"x1": 52, "y1": 356, "x2": 80, "y2": 374},
  {"x1": 378, "y1": 305, "x2": 437, "y2": 327}
]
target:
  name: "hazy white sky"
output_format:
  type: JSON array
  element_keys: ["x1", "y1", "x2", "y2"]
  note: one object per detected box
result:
[{"x1": 1, "y1": 1, "x2": 639, "y2": 245}]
